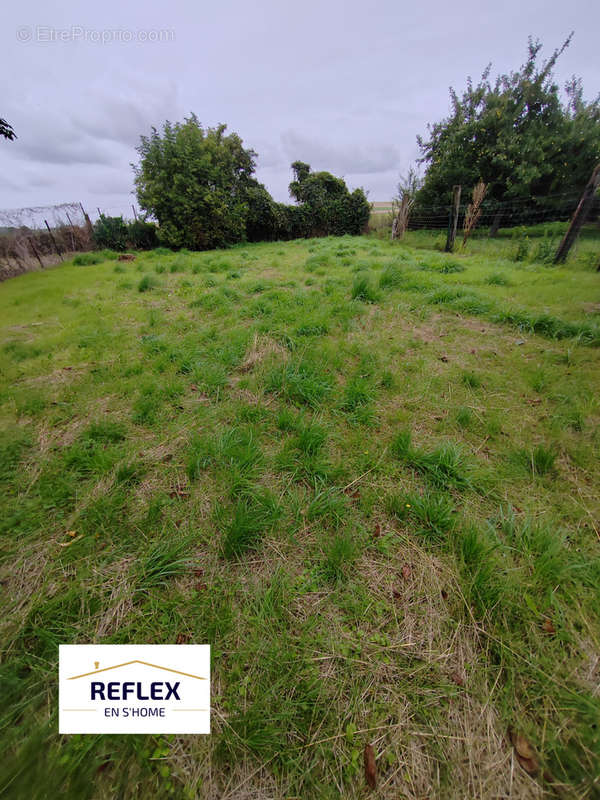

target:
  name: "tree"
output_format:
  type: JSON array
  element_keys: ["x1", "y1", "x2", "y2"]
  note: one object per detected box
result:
[
  {"x1": 288, "y1": 162, "x2": 370, "y2": 236},
  {"x1": 415, "y1": 35, "x2": 600, "y2": 221},
  {"x1": 133, "y1": 115, "x2": 257, "y2": 250},
  {"x1": 1, "y1": 118, "x2": 16, "y2": 140}
]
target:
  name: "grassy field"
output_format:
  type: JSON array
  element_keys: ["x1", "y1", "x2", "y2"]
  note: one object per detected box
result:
[{"x1": 1, "y1": 230, "x2": 599, "y2": 799}]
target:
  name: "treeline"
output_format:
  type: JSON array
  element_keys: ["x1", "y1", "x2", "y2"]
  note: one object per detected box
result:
[{"x1": 108, "y1": 116, "x2": 370, "y2": 251}]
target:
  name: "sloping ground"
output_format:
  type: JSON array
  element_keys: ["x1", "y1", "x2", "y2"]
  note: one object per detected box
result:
[{"x1": 1, "y1": 235, "x2": 599, "y2": 799}]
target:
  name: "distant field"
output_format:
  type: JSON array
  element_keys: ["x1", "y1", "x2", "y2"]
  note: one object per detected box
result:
[
  {"x1": 370, "y1": 201, "x2": 394, "y2": 214},
  {"x1": 1, "y1": 230, "x2": 599, "y2": 798}
]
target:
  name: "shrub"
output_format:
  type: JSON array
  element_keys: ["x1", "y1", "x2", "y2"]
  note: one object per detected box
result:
[
  {"x1": 514, "y1": 239, "x2": 529, "y2": 262},
  {"x1": 73, "y1": 253, "x2": 102, "y2": 266},
  {"x1": 93, "y1": 215, "x2": 128, "y2": 251},
  {"x1": 128, "y1": 219, "x2": 159, "y2": 249}
]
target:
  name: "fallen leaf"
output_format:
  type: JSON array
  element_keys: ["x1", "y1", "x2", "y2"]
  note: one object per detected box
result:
[
  {"x1": 176, "y1": 633, "x2": 190, "y2": 644},
  {"x1": 66, "y1": 530, "x2": 77, "y2": 537},
  {"x1": 364, "y1": 743, "x2": 377, "y2": 789},
  {"x1": 169, "y1": 489, "x2": 190, "y2": 499},
  {"x1": 510, "y1": 730, "x2": 539, "y2": 776},
  {"x1": 542, "y1": 618, "x2": 556, "y2": 635},
  {"x1": 450, "y1": 671, "x2": 464, "y2": 687},
  {"x1": 58, "y1": 534, "x2": 83, "y2": 547},
  {"x1": 373, "y1": 523, "x2": 381, "y2": 538},
  {"x1": 401, "y1": 564, "x2": 412, "y2": 580}
]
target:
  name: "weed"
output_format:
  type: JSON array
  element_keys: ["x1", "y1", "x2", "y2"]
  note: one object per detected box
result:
[
  {"x1": 351, "y1": 275, "x2": 378, "y2": 303},
  {"x1": 266, "y1": 360, "x2": 332, "y2": 408},
  {"x1": 392, "y1": 429, "x2": 471, "y2": 489},
  {"x1": 485, "y1": 272, "x2": 512, "y2": 286},
  {"x1": 319, "y1": 529, "x2": 356, "y2": 583},
  {"x1": 456, "y1": 407, "x2": 473, "y2": 428},
  {"x1": 388, "y1": 490, "x2": 455, "y2": 541},
  {"x1": 138, "y1": 274, "x2": 159, "y2": 292},
  {"x1": 220, "y1": 490, "x2": 281, "y2": 558},
  {"x1": 462, "y1": 371, "x2": 482, "y2": 389}
]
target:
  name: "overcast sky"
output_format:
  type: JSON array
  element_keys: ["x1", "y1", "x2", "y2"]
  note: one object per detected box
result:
[{"x1": 1, "y1": 0, "x2": 599, "y2": 221}]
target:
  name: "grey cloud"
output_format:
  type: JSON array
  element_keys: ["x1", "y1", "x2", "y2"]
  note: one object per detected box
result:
[
  {"x1": 280, "y1": 131, "x2": 400, "y2": 177},
  {"x1": 69, "y1": 78, "x2": 183, "y2": 148}
]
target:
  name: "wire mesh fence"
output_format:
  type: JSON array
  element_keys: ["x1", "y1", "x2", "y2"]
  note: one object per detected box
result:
[{"x1": 0, "y1": 202, "x2": 93, "y2": 280}]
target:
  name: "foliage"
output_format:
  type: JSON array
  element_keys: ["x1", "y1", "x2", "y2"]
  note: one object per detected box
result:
[
  {"x1": 127, "y1": 219, "x2": 159, "y2": 250},
  {"x1": 133, "y1": 115, "x2": 256, "y2": 250},
  {"x1": 416, "y1": 36, "x2": 600, "y2": 218},
  {"x1": 132, "y1": 115, "x2": 370, "y2": 248},
  {"x1": 93, "y1": 215, "x2": 159, "y2": 251},
  {"x1": 0, "y1": 117, "x2": 16, "y2": 140},
  {"x1": 288, "y1": 161, "x2": 371, "y2": 237},
  {"x1": 93, "y1": 215, "x2": 129, "y2": 251}
]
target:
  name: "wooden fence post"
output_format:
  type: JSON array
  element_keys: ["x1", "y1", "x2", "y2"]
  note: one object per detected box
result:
[
  {"x1": 79, "y1": 203, "x2": 94, "y2": 240},
  {"x1": 28, "y1": 237, "x2": 45, "y2": 270},
  {"x1": 44, "y1": 220, "x2": 64, "y2": 260},
  {"x1": 65, "y1": 211, "x2": 78, "y2": 251},
  {"x1": 445, "y1": 185, "x2": 461, "y2": 252},
  {"x1": 554, "y1": 164, "x2": 600, "y2": 264}
]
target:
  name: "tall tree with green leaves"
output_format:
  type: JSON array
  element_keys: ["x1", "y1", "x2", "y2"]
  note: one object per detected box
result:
[
  {"x1": 415, "y1": 35, "x2": 600, "y2": 217},
  {"x1": 133, "y1": 115, "x2": 257, "y2": 250}
]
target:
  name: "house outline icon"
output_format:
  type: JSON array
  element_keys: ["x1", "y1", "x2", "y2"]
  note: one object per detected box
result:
[{"x1": 68, "y1": 660, "x2": 206, "y2": 681}]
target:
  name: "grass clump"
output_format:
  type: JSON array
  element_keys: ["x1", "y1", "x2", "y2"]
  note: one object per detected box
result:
[
  {"x1": 220, "y1": 490, "x2": 282, "y2": 558},
  {"x1": 187, "y1": 426, "x2": 262, "y2": 482},
  {"x1": 527, "y1": 444, "x2": 558, "y2": 476},
  {"x1": 391, "y1": 429, "x2": 471, "y2": 490},
  {"x1": 351, "y1": 275, "x2": 378, "y2": 303},
  {"x1": 318, "y1": 529, "x2": 357, "y2": 583},
  {"x1": 138, "y1": 274, "x2": 159, "y2": 292},
  {"x1": 266, "y1": 360, "x2": 332, "y2": 408},
  {"x1": 73, "y1": 252, "x2": 103, "y2": 266},
  {"x1": 461, "y1": 371, "x2": 482, "y2": 389},
  {"x1": 485, "y1": 271, "x2": 512, "y2": 286},
  {"x1": 388, "y1": 490, "x2": 455, "y2": 542}
]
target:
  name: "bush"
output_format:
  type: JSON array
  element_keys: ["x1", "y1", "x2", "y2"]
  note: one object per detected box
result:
[
  {"x1": 73, "y1": 253, "x2": 102, "y2": 266},
  {"x1": 93, "y1": 215, "x2": 128, "y2": 251},
  {"x1": 128, "y1": 219, "x2": 159, "y2": 250}
]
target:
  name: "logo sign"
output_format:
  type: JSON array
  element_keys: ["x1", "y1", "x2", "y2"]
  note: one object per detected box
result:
[{"x1": 59, "y1": 645, "x2": 210, "y2": 734}]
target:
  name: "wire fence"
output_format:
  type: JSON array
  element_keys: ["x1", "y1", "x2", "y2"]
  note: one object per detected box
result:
[
  {"x1": 0, "y1": 202, "x2": 93, "y2": 280},
  {"x1": 372, "y1": 190, "x2": 600, "y2": 235}
]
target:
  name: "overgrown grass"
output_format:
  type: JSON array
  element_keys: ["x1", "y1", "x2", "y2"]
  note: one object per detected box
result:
[{"x1": 1, "y1": 227, "x2": 599, "y2": 799}]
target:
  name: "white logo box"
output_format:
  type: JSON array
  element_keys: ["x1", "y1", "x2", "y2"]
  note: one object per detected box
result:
[{"x1": 59, "y1": 644, "x2": 210, "y2": 734}]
